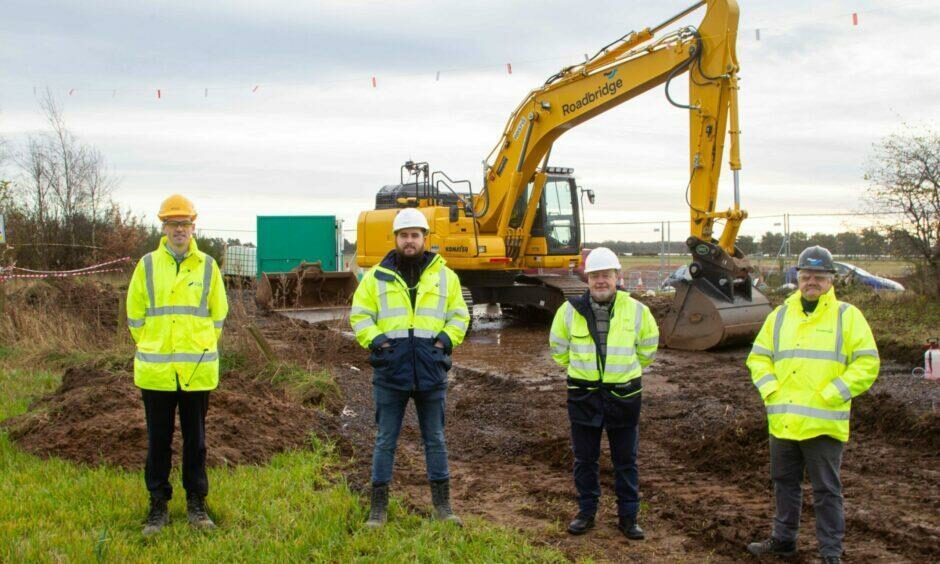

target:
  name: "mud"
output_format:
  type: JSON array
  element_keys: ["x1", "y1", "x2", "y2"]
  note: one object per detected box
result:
[
  {"x1": 330, "y1": 319, "x2": 940, "y2": 563},
  {"x1": 4, "y1": 366, "x2": 338, "y2": 469},
  {"x1": 6, "y1": 297, "x2": 939, "y2": 562}
]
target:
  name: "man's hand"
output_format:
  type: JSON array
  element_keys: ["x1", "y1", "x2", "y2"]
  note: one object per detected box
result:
[
  {"x1": 434, "y1": 341, "x2": 445, "y2": 349},
  {"x1": 381, "y1": 342, "x2": 391, "y2": 349}
]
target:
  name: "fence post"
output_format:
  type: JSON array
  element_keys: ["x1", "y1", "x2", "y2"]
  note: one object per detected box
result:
[{"x1": 116, "y1": 297, "x2": 127, "y2": 344}]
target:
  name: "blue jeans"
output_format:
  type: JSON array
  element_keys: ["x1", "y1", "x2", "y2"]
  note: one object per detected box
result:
[{"x1": 371, "y1": 385, "x2": 449, "y2": 485}]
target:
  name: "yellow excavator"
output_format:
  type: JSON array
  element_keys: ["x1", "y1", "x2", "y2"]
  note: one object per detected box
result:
[{"x1": 356, "y1": 0, "x2": 771, "y2": 350}]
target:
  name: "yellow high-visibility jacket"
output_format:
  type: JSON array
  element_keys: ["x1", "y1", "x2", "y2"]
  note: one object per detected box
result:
[
  {"x1": 350, "y1": 251, "x2": 469, "y2": 391},
  {"x1": 127, "y1": 237, "x2": 228, "y2": 392},
  {"x1": 747, "y1": 287, "x2": 879, "y2": 442},
  {"x1": 550, "y1": 290, "x2": 659, "y2": 390}
]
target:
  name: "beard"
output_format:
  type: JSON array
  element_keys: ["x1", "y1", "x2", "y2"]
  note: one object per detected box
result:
[{"x1": 590, "y1": 287, "x2": 616, "y2": 303}]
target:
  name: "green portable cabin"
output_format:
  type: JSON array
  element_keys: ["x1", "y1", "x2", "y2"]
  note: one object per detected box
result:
[{"x1": 256, "y1": 216, "x2": 344, "y2": 277}]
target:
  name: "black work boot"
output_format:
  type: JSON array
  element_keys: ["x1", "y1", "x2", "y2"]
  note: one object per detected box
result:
[
  {"x1": 429, "y1": 479, "x2": 462, "y2": 526},
  {"x1": 365, "y1": 483, "x2": 389, "y2": 528},
  {"x1": 567, "y1": 513, "x2": 595, "y2": 535},
  {"x1": 187, "y1": 497, "x2": 216, "y2": 530},
  {"x1": 747, "y1": 537, "x2": 797, "y2": 558},
  {"x1": 142, "y1": 497, "x2": 169, "y2": 537},
  {"x1": 821, "y1": 556, "x2": 841, "y2": 564},
  {"x1": 618, "y1": 516, "x2": 645, "y2": 540}
]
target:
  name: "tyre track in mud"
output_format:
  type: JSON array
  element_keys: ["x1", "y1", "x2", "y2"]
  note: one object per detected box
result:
[{"x1": 333, "y1": 320, "x2": 939, "y2": 562}]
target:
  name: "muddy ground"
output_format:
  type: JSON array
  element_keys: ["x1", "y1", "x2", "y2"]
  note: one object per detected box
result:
[
  {"x1": 331, "y1": 316, "x2": 939, "y2": 563},
  {"x1": 4, "y1": 364, "x2": 339, "y2": 469},
  {"x1": 6, "y1": 300, "x2": 938, "y2": 562}
]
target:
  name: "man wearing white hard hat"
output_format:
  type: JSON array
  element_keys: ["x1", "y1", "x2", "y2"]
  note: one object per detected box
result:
[
  {"x1": 549, "y1": 247, "x2": 659, "y2": 539},
  {"x1": 350, "y1": 208, "x2": 470, "y2": 528}
]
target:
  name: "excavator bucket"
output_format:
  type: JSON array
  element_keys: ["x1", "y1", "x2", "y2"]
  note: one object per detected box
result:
[
  {"x1": 663, "y1": 278, "x2": 771, "y2": 350},
  {"x1": 255, "y1": 261, "x2": 358, "y2": 322},
  {"x1": 661, "y1": 237, "x2": 773, "y2": 350}
]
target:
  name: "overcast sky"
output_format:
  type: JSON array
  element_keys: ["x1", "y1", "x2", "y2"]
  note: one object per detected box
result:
[{"x1": 2, "y1": 0, "x2": 938, "y2": 244}]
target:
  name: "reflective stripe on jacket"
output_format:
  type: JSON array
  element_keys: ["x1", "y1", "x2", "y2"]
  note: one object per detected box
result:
[
  {"x1": 746, "y1": 287, "x2": 879, "y2": 442},
  {"x1": 350, "y1": 251, "x2": 469, "y2": 391},
  {"x1": 550, "y1": 290, "x2": 659, "y2": 392},
  {"x1": 127, "y1": 236, "x2": 228, "y2": 391}
]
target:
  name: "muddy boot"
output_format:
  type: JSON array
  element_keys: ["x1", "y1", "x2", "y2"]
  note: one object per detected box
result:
[
  {"x1": 187, "y1": 497, "x2": 216, "y2": 530},
  {"x1": 821, "y1": 557, "x2": 840, "y2": 564},
  {"x1": 142, "y1": 497, "x2": 169, "y2": 537},
  {"x1": 430, "y1": 479, "x2": 462, "y2": 526},
  {"x1": 567, "y1": 513, "x2": 595, "y2": 535},
  {"x1": 747, "y1": 537, "x2": 796, "y2": 558},
  {"x1": 618, "y1": 516, "x2": 645, "y2": 540},
  {"x1": 365, "y1": 483, "x2": 389, "y2": 528}
]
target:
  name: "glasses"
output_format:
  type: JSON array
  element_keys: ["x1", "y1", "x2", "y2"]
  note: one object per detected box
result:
[
  {"x1": 797, "y1": 272, "x2": 832, "y2": 283},
  {"x1": 164, "y1": 220, "x2": 194, "y2": 230}
]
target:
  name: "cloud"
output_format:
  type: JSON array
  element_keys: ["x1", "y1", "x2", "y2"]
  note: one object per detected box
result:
[{"x1": 1, "y1": 0, "x2": 938, "y2": 245}]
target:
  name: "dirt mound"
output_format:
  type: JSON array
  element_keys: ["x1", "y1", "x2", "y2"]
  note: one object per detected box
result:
[
  {"x1": 3, "y1": 365, "x2": 339, "y2": 469},
  {"x1": 7, "y1": 277, "x2": 124, "y2": 331},
  {"x1": 852, "y1": 391, "x2": 940, "y2": 451}
]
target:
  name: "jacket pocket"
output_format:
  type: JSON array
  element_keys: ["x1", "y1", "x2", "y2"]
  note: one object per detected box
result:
[
  {"x1": 414, "y1": 338, "x2": 449, "y2": 390},
  {"x1": 567, "y1": 387, "x2": 602, "y2": 427},
  {"x1": 369, "y1": 338, "x2": 413, "y2": 389},
  {"x1": 603, "y1": 388, "x2": 642, "y2": 428}
]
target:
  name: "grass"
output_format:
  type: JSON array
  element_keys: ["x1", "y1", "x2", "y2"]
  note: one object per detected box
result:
[
  {"x1": 0, "y1": 299, "x2": 565, "y2": 562},
  {"x1": 837, "y1": 286, "x2": 940, "y2": 360},
  {"x1": 0, "y1": 427, "x2": 561, "y2": 562}
]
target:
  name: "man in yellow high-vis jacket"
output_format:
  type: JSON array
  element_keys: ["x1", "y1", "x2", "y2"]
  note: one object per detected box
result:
[
  {"x1": 746, "y1": 246, "x2": 879, "y2": 564},
  {"x1": 350, "y1": 208, "x2": 469, "y2": 528},
  {"x1": 549, "y1": 247, "x2": 659, "y2": 540},
  {"x1": 126, "y1": 194, "x2": 227, "y2": 536}
]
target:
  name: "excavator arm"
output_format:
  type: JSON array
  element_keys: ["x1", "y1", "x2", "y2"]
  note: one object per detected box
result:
[
  {"x1": 477, "y1": 0, "x2": 744, "y2": 260},
  {"x1": 473, "y1": 0, "x2": 769, "y2": 349}
]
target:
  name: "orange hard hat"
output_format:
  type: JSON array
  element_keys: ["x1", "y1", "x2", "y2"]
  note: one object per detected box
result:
[{"x1": 158, "y1": 194, "x2": 197, "y2": 221}]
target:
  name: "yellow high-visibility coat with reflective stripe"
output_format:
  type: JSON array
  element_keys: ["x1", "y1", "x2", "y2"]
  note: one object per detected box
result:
[
  {"x1": 350, "y1": 253, "x2": 469, "y2": 349},
  {"x1": 549, "y1": 291, "x2": 659, "y2": 390},
  {"x1": 746, "y1": 287, "x2": 879, "y2": 442},
  {"x1": 127, "y1": 237, "x2": 228, "y2": 391}
]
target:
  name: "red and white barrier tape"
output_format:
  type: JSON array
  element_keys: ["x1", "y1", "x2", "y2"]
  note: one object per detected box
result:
[
  {"x1": 9, "y1": 257, "x2": 131, "y2": 275},
  {"x1": 0, "y1": 267, "x2": 128, "y2": 281}
]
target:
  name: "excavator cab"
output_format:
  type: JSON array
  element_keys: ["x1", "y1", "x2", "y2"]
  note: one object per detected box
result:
[{"x1": 512, "y1": 169, "x2": 582, "y2": 258}]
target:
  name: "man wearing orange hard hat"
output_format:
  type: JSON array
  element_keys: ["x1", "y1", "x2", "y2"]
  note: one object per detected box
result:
[{"x1": 126, "y1": 194, "x2": 228, "y2": 536}]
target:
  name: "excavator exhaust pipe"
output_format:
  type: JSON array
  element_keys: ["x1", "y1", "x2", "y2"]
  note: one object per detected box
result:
[{"x1": 662, "y1": 237, "x2": 772, "y2": 350}]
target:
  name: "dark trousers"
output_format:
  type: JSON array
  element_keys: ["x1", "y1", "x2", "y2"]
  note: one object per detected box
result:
[
  {"x1": 570, "y1": 422, "x2": 640, "y2": 519},
  {"x1": 770, "y1": 435, "x2": 845, "y2": 558},
  {"x1": 141, "y1": 388, "x2": 210, "y2": 501}
]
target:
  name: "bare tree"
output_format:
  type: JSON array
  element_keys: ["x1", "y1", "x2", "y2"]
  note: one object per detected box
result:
[
  {"x1": 865, "y1": 127, "x2": 940, "y2": 294},
  {"x1": 15, "y1": 138, "x2": 54, "y2": 266},
  {"x1": 40, "y1": 89, "x2": 89, "y2": 245},
  {"x1": 83, "y1": 147, "x2": 115, "y2": 257},
  {"x1": 12, "y1": 90, "x2": 117, "y2": 268}
]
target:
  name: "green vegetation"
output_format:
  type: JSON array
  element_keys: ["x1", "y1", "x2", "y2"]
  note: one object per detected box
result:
[
  {"x1": 0, "y1": 354, "x2": 564, "y2": 562},
  {"x1": 839, "y1": 287, "x2": 940, "y2": 363}
]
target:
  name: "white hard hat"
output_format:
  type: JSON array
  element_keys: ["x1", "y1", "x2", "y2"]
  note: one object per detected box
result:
[
  {"x1": 393, "y1": 208, "x2": 430, "y2": 233},
  {"x1": 583, "y1": 247, "x2": 621, "y2": 273}
]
